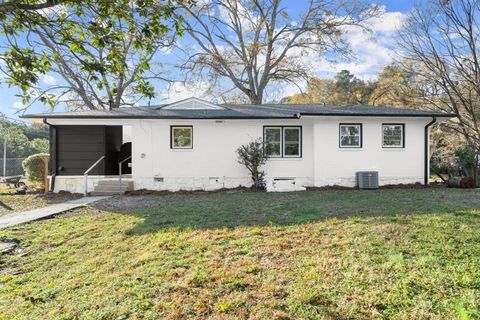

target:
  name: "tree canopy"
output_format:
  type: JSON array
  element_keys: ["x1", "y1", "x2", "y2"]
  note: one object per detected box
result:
[
  {"x1": 178, "y1": 0, "x2": 381, "y2": 104},
  {"x1": 0, "y1": 0, "x2": 182, "y2": 110}
]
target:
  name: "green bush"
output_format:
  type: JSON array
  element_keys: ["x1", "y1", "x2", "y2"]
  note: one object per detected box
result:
[
  {"x1": 22, "y1": 153, "x2": 49, "y2": 184},
  {"x1": 236, "y1": 138, "x2": 268, "y2": 190}
]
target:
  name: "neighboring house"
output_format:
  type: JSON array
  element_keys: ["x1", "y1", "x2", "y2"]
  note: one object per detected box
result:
[{"x1": 24, "y1": 97, "x2": 454, "y2": 194}]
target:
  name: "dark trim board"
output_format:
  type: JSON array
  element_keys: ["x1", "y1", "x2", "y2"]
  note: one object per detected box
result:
[
  {"x1": 424, "y1": 117, "x2": 437, "y2": 185},
  {"x1": 25, "y1": 113, "x2": 455, "y2": 120}
]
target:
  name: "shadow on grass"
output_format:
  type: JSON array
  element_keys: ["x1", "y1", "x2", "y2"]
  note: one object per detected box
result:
[
  {"x1": 93, "y1": 188, "x2": 480, "y2": 235},
  {"x1": 0, "y1": 200, "x2": 13, "y2": 211}
]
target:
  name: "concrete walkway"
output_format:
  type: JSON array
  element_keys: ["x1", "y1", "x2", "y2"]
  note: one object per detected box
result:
[{"x1": 0, "y1": 197, "x2": 109, "y2": 229}]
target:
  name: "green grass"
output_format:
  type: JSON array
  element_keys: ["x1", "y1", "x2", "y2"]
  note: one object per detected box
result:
[{"x1": 1, "y1": 188, "x2": 480, "y2": 319}]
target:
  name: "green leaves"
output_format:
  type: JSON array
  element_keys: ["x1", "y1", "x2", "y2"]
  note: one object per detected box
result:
[{"x1": 0, "y1": 0, "x2": 183, "y2": 110}]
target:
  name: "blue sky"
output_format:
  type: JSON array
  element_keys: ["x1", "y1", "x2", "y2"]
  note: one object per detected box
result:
[{"x1": 0, "y1": 0, "x2": 417, "y2": 121}]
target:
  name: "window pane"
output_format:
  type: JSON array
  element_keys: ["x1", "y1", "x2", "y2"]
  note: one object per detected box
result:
[
  {"x1": 173, "y1": 127, "x2": 192, "y2": 148},
  {"x1": 265, "y1": 142, "x2": 281, "y2": 156},
  {"x1": 284, "y1": 128, "x2": 299, "y2": 142},
  {"x1": 341, "y1": 126, "x2": 359, "y2": 137},
  {"x1": 383, "y1": 125, "x2": 403, "y2": 147},
  {"x1": 265, "y1": 128, "x2": 281, "y2": 143},
  {"x1": 284, "y1": 128, "x2": 300, "y2": 156},
  {"x1": 340, "y1": 125, "x2": 361, "y2": 147},
  {"x1": 264, "y1": 128, "x2": 281, "y2": 156},
  {"x1": 284, "y1": 143, "x2": 299, "y2": 156}
]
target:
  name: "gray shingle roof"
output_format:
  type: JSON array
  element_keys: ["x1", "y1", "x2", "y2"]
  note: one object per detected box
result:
[{"x1": 22, "y1": 104, "x2": 455, "y2": 119}]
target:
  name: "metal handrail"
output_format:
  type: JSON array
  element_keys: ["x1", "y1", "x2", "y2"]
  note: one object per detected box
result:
[
  {"x1": 84, "y1": 156, "x2": 105, "y2": 196},
  {"x1": 118, "y1": 155, "x2": 132, "y2": 195}
]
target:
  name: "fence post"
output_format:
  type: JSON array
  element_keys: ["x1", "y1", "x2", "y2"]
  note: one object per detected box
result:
[
  {"x1": 44, "y1": 156, "x2": 49, "y2": 193},
  {"x1": 2, "y1": 129, "x2": 6, "y2": 177}
]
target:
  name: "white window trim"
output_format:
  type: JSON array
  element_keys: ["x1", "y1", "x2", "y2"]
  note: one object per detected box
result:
[
  {"x1": 339, "y1": 124, "x2": 362, "y2": 148},
  {"x1": 382, "y1": 124, "x2": 405, "y2": 149},
  {"x1": 171, "y1": 126, "x2": 193, "y2": 149}
]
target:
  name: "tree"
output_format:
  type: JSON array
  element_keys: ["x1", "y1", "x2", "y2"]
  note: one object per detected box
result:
[
  {"x1": 0, "y1": 0, "x2": 182, "y2": 111},
  {"x1": 282, "y1": 70, "x2": 375, "y2": 105},
  {"x1": 0, "y1": 119, "x2": 49, "y2": 158},
  {"x1": 283, "y1": 78, "x2": 335, "y2": 104},
  {"x1": 236, "y1": 138, "x2": 268, "y2": 190},
  {"x1": 398, "y1": 0, "x2": 480, "y2": 184},
  {"x1": 30, "y1": 138, "x2": 49, "y2": 154},
  {"x1": 178, "y1": 0, "x2": 381, "y2": 104},
  {"x1": 368, "y1": 62, "x2": 422, "y2": 107}
]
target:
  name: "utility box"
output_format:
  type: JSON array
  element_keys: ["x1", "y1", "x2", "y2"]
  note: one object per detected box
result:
[{"x1": 356, "y1": 171, "x2": 379, "y2": 189}]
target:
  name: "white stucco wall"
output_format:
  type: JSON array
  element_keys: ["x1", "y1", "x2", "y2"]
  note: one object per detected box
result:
[{"x1": 47, "y1": 116, "x2": 433, "y2": 192}]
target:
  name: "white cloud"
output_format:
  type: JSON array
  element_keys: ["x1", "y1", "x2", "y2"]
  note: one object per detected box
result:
[
  {"x1": 158, "y1": 81, "x2": 212, "y2": 103},
  {"x1": 310, "y1": 8, "x2": 406, "y2": 80},
  {"x1": 42, "y1": 74, "x2": 57, "y2": 86},
  {"x1": 13, "y1": 101, "x2": 24, "y2": 110}
]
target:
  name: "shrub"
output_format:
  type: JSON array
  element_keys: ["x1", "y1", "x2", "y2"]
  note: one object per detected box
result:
[
  {"x1": 236, "y1": 138, "x2": 268, "y2": 190},
  {"x1": 22, "y1": 153, "x2": 49, "y2": 184},
  {"x1": 459, "y1": 177, "x2": 476, "y2": 188},
  {"x1": 454, "y1": 143, "x2": 478, "y2": 178}
]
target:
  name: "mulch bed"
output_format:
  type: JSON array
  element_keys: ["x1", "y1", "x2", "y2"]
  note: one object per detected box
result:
[
  {"x1": 126, "y1": 183, "x2": 445, "y2": 196},
  {"x1": 306, "y1": 183, "x2": 443, "y2": 191},
  {"x1": 125, "y1": 186, "x2": 259, "y2": 196},
  {"x1": 40, "y1": 191, "x2": 83, "y2": 202}
]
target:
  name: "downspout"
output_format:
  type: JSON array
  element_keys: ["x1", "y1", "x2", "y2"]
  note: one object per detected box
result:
[
  {"x1": 424, "y1": 117, "x2": 437, "y2": 185},
  {"x1": 43, "y1": 118, "x2": 56, "y2": 192}
]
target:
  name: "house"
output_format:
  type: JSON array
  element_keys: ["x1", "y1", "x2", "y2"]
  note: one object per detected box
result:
[{"x1": 24, "y1": 97, "x2": 454, "y2": 194}]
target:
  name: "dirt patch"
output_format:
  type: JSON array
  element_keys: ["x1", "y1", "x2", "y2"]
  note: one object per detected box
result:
[
  {"x1": 40, "y1": 191, "x2": 83, "y2": 202},
  {"x1": 306, "y1": 183, "x2": 443, "y2": 191},
  {"x1": 125, "y1": 186, "x2": 258, "y2": 196}
]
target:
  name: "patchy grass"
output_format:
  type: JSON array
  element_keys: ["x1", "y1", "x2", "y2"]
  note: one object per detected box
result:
[
  {"x1": 0, "y1": 193, "x2": 83, "y2": 216},
  {"x1": 0, "y1": 188, "x2": 479, "y2": 319},
  {"x1": 0, "y1": 194, "x2": 49, "y2": 216}
]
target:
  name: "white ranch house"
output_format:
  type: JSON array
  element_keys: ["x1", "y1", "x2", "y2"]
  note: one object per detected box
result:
[{"x1": 24, "y1": 97, "x2": 453, "y2": 194}]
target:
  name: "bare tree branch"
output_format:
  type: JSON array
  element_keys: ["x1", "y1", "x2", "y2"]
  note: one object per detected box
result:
[{"x1": 178, "y1": 0, "x2": 381, "y2": 104}]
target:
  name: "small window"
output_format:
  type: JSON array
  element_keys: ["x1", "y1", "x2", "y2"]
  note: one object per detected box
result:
[
  {"x1": 171, "y1": 126, "x2": 193, "y2": 149},
  {"x1": 264, "y1": 127, "x2": 282, "y2": 157},
  {"x1": 339, "y1": 124, "x2": 362, "y2": 148},
  {"x1": 284, "y1": 127, "x2": 301, "y2": 157},
  {"x1": 264, "y1": 126, "x2": 302, "y2": 158},
  {"x1": 383, "y1": 124, "x2": 404, "y2": 148}
]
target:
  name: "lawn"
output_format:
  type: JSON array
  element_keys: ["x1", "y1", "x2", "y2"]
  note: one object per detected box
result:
[
  {"x1": 0, "y1": 194, "x2": 50, "y2": 216},
  {"x1": 0, "y1": 191, "x2": 82, "y2": 216},
  {"x1": 1, "y1": 188, "x2": 480, "y2": 319}
]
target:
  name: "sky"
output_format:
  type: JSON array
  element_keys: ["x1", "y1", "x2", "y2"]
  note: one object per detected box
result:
[{"x1": 0, "y1": 0, "x2": 418, "y2": 121}]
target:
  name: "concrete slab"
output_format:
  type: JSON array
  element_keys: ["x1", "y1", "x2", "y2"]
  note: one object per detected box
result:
[{"x1": 0, "y1": 196, "x2": 109, "y2": 229}]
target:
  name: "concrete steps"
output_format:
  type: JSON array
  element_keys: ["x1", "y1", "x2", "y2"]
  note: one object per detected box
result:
[{"x1": 90, "y1": 179, "x2": 134, "y2": 196}]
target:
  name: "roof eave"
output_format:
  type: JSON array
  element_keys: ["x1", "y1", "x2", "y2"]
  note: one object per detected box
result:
[{"x1": 299, "y1": 112, "x2": 456, "y2": 118}]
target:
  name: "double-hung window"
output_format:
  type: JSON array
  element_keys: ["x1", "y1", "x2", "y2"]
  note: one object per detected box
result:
[
  {"x1": 171, "y1": 126, "x2": 193, "y2": 149},
  {"x1": 339, "y1": 124, "x2": 362, "y2": 148},
  {"x1": 264, "y1": 126, "x2": 302, "y2": 158},
  {"x1": 382, "y1": 124, "x2": 405, "y2": 148}
]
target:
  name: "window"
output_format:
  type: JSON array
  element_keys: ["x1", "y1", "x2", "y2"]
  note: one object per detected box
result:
[
  {"x1": 284, "y1": 127, "x2": 301, "y2": 157},
  {"x1": 382, "y1": 124, "x2": 404, "y2": 148},
  {"x1": 339, "y1": 124, "x2": 362, "y2": 148},
  {"x1": 264, "y1": 126, "x2": 302, "y2": 158},
  {"x1": 264, "y1": 127, "x2": 281, "y2": 156},
  {"x1": 171, "y1": 126, "x2": 193, "y2": 149}
]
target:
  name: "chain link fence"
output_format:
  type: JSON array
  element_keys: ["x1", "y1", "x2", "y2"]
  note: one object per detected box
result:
[{"x1": 0, "y1": 158, "x2": 25, "y2": 176}]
